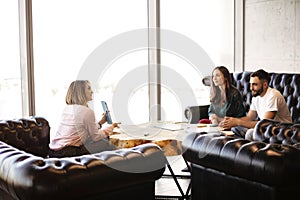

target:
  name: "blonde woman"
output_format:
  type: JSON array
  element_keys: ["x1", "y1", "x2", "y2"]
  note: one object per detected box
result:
[{"x1": 49, "y1": 80, "x2": 117, "y2": 158}]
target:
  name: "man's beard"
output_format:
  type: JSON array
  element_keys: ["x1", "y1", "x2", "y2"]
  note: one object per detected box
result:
[{"x1": 252, "y1": 87, "x2": 263, "y2": 97}]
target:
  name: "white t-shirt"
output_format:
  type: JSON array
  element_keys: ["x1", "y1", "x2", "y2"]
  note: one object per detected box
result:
[
  {"x1": 250, "y1": 87, "x2": 292, "y2": 123},
  {"x1": 49, "y1": 104, "x2": 106, "y2": 150}
]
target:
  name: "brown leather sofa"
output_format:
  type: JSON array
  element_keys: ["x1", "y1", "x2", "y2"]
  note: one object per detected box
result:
[
  {"x1": 182, "y1": 71, "x2": 300, "y2": 200},
  {"x1": 0, "y1": 117, "x2": 167, "y2": 200}
]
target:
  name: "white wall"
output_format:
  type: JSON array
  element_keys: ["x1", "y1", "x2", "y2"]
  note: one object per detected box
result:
[{"x1": 244, "y1": 0, "x2": 300, "y2": 72}]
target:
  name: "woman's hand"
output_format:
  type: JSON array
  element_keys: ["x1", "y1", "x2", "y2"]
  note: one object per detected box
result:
[
  {"x1": 209, "y1": 114, "x2": 222, "y2": 125},
  {"x1": 218, "y1": 120, "x2": 225, "y2": 127},
  {"x1": 102, "y1": 123, "x2": 119, "y2": 137},
  {"x1": 112, "y1": 122, "x2": 119, "y2": 128},
  {"x1": 98, "y1": 113, "x2": 107, "y2": 125},
  {"x1": 102, "y1": 129, "x2": 112, "y2": 136}
]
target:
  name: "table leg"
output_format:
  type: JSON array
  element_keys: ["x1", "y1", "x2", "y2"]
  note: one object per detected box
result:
[{"x1": 164, "y1": 157, "x2": 191, "y2": 200}]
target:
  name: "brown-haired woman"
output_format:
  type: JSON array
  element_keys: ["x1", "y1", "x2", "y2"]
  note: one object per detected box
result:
[{"x1": 208, "y1": 66, "x2": 246, "y2": 126}]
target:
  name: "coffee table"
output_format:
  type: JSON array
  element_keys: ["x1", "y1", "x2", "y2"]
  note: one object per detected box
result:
[
  {"x1": 110, "y1": 123, "x2": 187, "y2": 156},
  {"x1": 109, "y1": 122, "x2": 232, "y2": 199},
  {"x1": 110, "y1": 122, "x2": 232, "y2": 155}
]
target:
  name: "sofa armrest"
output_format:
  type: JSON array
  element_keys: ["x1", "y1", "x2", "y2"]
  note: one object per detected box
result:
[
  {"x1": 184, "y1": 105, "x2": 210, "y2": 124},
  {"x1": 0, "y1": 117, "x2": 50, "y2": 158},
  {"x1": 253, "y1": 119, "x2": 299, "y2": 145}
]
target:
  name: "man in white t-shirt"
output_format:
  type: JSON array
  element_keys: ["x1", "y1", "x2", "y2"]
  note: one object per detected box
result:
[{"x1": 220, "y1": 69, "x2": 292, "y2": 139}]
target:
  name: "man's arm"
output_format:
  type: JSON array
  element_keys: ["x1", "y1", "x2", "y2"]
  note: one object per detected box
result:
[{"x1": 263, "y1": 111, "x2": 277, "y2": 119}]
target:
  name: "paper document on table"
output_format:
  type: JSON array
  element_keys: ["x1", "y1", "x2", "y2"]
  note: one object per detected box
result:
[
  {"x1": 221, "y1": 130, "x2": 234, "y2": 136},
  {"x1": 153, "y1": 124, "x2": 183, "y2": 131}
]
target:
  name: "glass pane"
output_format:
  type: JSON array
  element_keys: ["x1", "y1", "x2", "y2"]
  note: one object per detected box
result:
[
  {"x1": 160, "y1": 0, "x2": 234, "y2": 122},
  {"x1": 0, "y1": 0, "x2": 22, "y2": 119},
  {"x1": 32, "y1": 0, "x2": 148, "y2": 129}
]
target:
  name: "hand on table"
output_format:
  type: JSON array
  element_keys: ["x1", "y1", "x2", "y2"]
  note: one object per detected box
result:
[
  {"x1": 220, "y1": 116, "x2": 238, "y2": 130},
  {"x1": 103, "y1": 122, "x2": 120, "y2": 136}
]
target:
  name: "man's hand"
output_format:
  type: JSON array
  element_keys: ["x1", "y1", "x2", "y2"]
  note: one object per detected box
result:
[{"x1": 221, "y1": 116, "x2": 239, "y2": 129}]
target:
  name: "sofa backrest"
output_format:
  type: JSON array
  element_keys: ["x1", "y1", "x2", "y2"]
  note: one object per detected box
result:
[
  {"x1": 0, "y1": 117, "x2": 50, "y2": 157},
  {"x1": 253, "y1": 118, "x2": 300, "y2": 146},
  {"x1": 203, "y1": 71, "x2": 300, "y2": 123}
]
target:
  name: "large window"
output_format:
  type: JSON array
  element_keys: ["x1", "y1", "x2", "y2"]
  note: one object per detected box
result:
[
  {"x1": 1, "y1": 1, "x2": 235, "y2": 127},
  {"x1": 0, "y1": 0, "x2": 22, "y2": 119},
  {"x1": 159, "y1": 0, "x2": 234, "y2": 122},
  {"x1": 32, "y1": 0, "x2": 148, "y2": 130}
]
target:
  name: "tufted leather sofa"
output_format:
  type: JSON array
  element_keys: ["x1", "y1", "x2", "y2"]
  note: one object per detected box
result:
[
  {"x1": 0, "y1": 117, "x2": 166, "y2": 200},
  {"x1": 185, "y1": 71, "x2": 300, "y2": 123},
  {"x1": 182, "y1": 71, "x2": 300, "y2": 200},
  {"x1": 182, "y1": 129, "x2": 300, "y2": 200}
]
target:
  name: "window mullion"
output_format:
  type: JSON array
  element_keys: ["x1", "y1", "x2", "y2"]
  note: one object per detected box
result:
[{"x1": 19, "y1": 0, "x2": 35, "y2": 117}]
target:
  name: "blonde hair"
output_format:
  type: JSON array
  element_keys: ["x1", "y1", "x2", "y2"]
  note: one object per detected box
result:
[{"x1": 65, "y1": 80, "x2": 90, "y2": 105}]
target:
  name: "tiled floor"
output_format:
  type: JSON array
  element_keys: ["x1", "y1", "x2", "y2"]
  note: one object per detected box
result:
[{"x1": 155, "y1": 155, "x2": 191, "y2": 200}]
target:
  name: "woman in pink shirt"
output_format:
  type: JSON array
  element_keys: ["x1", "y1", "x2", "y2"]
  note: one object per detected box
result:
[{"x1": 49, "y1": 80, "x2": 117, "y2": 158}]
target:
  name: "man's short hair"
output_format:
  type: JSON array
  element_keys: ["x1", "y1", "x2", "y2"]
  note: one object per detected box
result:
[{"x1": 251, "y1": 69, "x2": 270, "y2": 83}]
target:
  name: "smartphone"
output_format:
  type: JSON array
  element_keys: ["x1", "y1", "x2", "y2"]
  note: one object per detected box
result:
[{"x1": 101, "y1": 101, "x2": 113, "y2": 124}]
